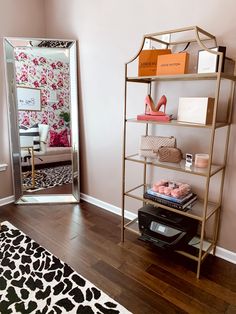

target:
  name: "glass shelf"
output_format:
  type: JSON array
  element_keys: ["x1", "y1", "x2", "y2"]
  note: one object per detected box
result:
[
  {"x1": 126, "y1": 118, "x2": 228, "y2": 129},
  {"x1": 170, "y1": 238, "x2": 214, "y2": 261},
  {"x1": 124, "y1": 217, "x2": 139, "y2": 234},
  {"x1": 124, "y1": 217, "x2": 214, "y2": 262},
  {"x1": 126, "y1": 72, "x2": 236, "y2": 83},
  {"x1": 125, "y1": 154, "x2": 224, "y2": 178},
  {"x1": 124, "y1": 184, "x2": 220, "y2": 222}
]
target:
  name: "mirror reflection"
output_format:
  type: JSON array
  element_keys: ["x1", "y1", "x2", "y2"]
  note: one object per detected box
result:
[{"x1": 4, "y1": 38, "x2": 80, "y2": 204}]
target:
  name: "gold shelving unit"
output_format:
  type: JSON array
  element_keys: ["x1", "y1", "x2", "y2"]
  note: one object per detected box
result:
[{"x1": 121, "y1": 26, "x2": 235, "y2": 278}]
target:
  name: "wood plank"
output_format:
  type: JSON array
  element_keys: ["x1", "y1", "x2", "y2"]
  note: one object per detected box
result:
[
  {"x1": 147, "y1": 264, "x2": 228, "y2": 313},
  {"x1": 121, "y1": 235, "x2": 236, "y2": 305},
  {"x1": 118, "y1": 262, "x2": 218, "y2": 314},
  {"x1": 93, "y1": 260, "x2": 186, "y2": 314}
]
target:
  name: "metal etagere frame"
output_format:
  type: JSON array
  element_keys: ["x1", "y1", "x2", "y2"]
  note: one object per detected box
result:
[{"x1": 121, "y1": 26, "x2": 236, "y2": 278}]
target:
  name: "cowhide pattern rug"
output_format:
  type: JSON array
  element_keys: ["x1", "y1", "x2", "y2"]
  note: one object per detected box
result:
[{"x1": 0, "y1": 222, "x2": 131, "y2": 314}]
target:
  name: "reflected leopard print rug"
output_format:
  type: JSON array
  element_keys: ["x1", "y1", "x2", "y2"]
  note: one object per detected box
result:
[
  {"x1": 22, "y1": 165, "x2": 72, "y2": 192},
  {"x1": 0, "y1": 222, "x2": 131, "y2": 314}
]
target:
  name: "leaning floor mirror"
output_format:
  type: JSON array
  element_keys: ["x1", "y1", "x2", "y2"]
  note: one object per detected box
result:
[{"x1": 4, "y1": 38, "x2": 80, "y2": 204}]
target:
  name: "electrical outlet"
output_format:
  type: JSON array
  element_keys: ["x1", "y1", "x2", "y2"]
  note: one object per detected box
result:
[{"x1": 0, "y1": 164, "x2": 8, "y2": 172}]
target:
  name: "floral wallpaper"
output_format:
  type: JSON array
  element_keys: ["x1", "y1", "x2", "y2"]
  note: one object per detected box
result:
[{"x1": 15, "y1": 48, "x2": 71, "y2": 146}]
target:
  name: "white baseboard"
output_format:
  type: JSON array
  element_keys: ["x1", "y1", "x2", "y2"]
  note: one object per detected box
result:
[
  {"x1": 80, "y1": 193, "x2": 137, "y2": 221},
  {"x1": 0, "y1": 195, "x2": 15, "y2": 207},
  {"x1": 81, "y1": 193, "x2": 236, "y2": 265},
  {"x1": 215, "y1": 246, "x2": 236, "y2": 264}
]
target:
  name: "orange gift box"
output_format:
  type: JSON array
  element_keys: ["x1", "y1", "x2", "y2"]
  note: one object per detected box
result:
[
  {"x1": 138, "y1": 49, "x2": 171, "y2": 76},
  {"x1": 156, "y1": 52, "x2": 189, "y2": 75}
]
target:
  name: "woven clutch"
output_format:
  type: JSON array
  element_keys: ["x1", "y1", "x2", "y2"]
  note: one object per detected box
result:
[
  {"x1": 157, "y1": 147, "x2": 182, "y2": 163},
  {"x1": 139, "y1": 135, "x2": 176, "y2": 158}
]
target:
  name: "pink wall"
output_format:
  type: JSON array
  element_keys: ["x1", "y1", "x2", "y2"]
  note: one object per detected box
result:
[
  {"x1": 0, "y1": 0, "x2": 45, "y2": 199},
  {"x1": 44, "y1": 0, "x2": 236, "y2": 253}
]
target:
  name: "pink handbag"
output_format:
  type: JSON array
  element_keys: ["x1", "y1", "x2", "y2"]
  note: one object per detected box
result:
[{"x1": 157, "y1": 147, "x2": 182, "y2": 163}]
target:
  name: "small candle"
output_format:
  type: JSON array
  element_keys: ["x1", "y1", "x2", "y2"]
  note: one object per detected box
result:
[{"x1": 195, "y1": 154, "x2": 209, "y2": 168}]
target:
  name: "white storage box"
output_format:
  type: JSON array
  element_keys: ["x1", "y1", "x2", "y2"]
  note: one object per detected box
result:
[
  {"x1": 197, "y1": 46, "x2": 235, "y2": 75},
  {"x1": 177, "y1": 97, "x2": 215, "y2": 125}
]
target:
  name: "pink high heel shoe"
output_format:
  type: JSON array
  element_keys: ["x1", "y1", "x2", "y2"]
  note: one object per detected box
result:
[
  {"x1": 156, "y1": 95, "x2": 167, "y2": 113},
  {"x1": 145, "y1": 94, "x2": 167, "y2": 116}
]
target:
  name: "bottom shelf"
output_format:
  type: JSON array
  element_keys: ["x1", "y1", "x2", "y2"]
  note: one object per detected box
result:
[{"x1": 124, "y1": 217, "x2": 214, "y2": 262}]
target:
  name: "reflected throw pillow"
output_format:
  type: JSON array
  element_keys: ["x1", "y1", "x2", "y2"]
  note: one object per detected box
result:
[{"x1": 49, "y1": 129, "x2": 69, "y2": 147}]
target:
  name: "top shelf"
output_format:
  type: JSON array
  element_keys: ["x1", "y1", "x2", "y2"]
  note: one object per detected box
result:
[
  {"x1": 127, "y1": 72, "x2": 236, "y2": 83},
  {"x1": 142, "y1": 26, "x2": 217, "y2": 46}
]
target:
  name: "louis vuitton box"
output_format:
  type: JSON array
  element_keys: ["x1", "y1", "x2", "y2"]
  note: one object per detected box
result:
[
  {"x1": 156, "y1": 52, "x2": 189, "y2": 75},
  {"x1": 138, "y1": 49, "x2": 171, "y2": 76}
]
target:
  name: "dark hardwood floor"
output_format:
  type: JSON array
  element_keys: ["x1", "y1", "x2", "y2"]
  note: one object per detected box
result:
[
  {"x1": 24, "y1": 183, "x2": 72, "y2": 195},
  {"x1": 1, "y1": 200, "x2": 236, "y2": 314}
]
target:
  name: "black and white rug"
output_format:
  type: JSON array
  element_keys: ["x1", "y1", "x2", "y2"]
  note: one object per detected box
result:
[
  {"x1": 22, "y1": 165, "x2": 72, "y2": 192},
  {"x1": 0, "y1": 222, "x2": 131, "y2": 314}
]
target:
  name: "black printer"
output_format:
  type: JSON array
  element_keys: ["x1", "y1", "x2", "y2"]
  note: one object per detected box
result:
[{"x1": 138, "y1": 204, "x2": 198, "y2": 250}]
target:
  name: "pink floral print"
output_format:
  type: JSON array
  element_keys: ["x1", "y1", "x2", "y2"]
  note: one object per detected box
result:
[
  {"x1": 15, "y1": 47, "x2": 71, "y2": 146},
  {"x1": 33, "y1": 58, "x2": 39, "y2": 65}
]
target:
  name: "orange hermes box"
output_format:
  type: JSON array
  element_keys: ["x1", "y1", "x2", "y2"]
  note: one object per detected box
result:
[
  {"x1": 156, "y1": 52, "x2": 189, "y2": 75},
  {"x1": 138, "y1": 49, "x2": 171, "y2": 76}
]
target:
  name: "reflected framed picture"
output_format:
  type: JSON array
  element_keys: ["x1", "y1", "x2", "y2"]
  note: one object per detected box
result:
[{"x1": 17, "y1": 86, "x2": 41, "y2": 111}]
